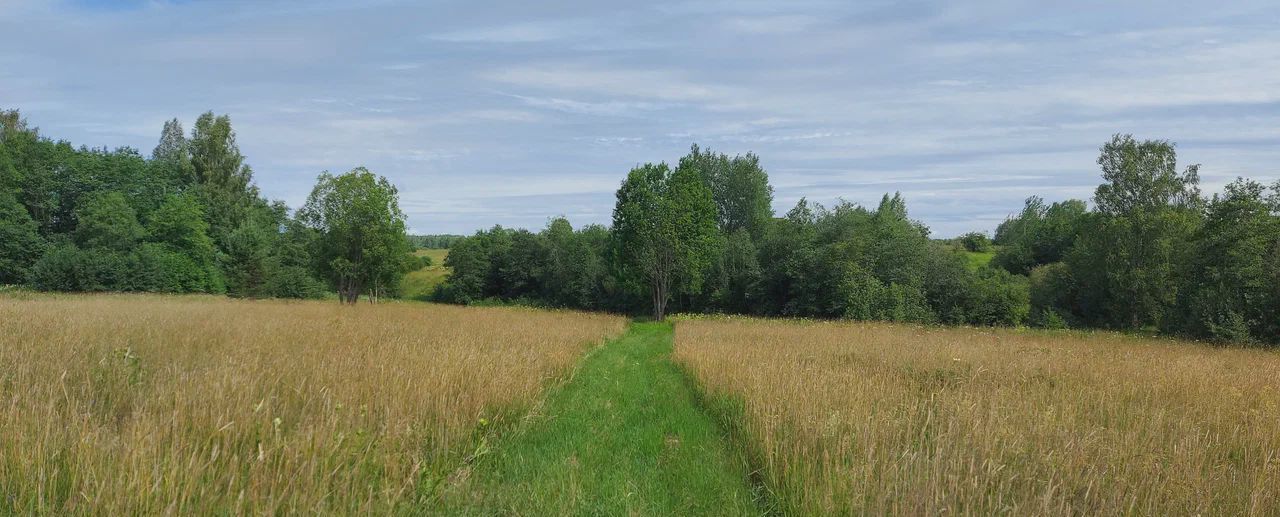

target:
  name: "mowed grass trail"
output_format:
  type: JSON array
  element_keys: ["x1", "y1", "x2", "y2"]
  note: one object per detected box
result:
[{"x1": 442, "y1": 322, "x2": 763, "y2": 516}]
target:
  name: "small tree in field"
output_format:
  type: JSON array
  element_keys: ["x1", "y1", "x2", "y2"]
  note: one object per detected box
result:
[{"x1": 299, "y1": 167, "x2": 411, "y2": 304}]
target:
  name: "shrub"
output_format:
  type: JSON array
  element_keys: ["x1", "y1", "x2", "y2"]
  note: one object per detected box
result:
[
  {"x1": 958, "y1": 232, "x2": 992, "y2": 252},
  {"x1": 29, "y1": 243, "x2": 138, "y2": 292},
  {"x1": 967, "y1": 267, "x2": 1030, "y2": 326},
  {"x1": 135, "y1": 243, "x2": 221, "y2": 293},
  {"x1": 262, "y1": 263, "x2": 327, "y2": 299},
  {"x1": 1029, "y1": 262, "x2": 1076, "y2": 327}
]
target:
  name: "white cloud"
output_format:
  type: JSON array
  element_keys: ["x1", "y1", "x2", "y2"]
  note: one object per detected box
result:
[
  {"x1": 431, "y1": 20, "x2": 593, "y2": 44},
  {"x1": 724, "y1": 14, "x2": 820, "y2": 34},
  {"x1": 486, "y1": 65, "x2": 731, "y2": 102}
]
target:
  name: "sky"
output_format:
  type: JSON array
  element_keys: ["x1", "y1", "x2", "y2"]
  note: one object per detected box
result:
[{"x1": 2, "y1": 0, "x2": 1278, "y2": 237}]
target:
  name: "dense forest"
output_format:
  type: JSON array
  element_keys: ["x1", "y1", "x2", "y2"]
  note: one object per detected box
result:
[
  {"x1": 0, "y1": 110, "x2": 413, "y2": 303},
  {"x1": 2, "y1": 109, "x2": 1277, "y2": 344}
]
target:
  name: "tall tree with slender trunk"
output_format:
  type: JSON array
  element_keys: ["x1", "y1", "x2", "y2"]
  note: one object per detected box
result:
[{"x1": 612, "y1": 162, "x2": 719, "y2": 320}]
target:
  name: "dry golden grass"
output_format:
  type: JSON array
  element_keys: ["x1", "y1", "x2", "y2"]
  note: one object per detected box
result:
[
  {"x1": 0, "y1": 293, "x2": 624, "y2": 514},
  {"x1": 675, "y1": 317, "x2": 1280, "y2": 515}
]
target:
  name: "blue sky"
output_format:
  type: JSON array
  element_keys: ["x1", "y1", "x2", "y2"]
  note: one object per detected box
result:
[{"x1": 3, "y1": 0, "x2": 1278, "y2": 236}]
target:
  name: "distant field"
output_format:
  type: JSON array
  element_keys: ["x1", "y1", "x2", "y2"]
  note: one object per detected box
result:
[
  {"x1": 0, "y1": 294, "x2": 624, "y2": 514},
  {"x1": 961, "y1": 249, "x2": 996, "y2": 270},
  {"x1": 402, "y1": 248, "x2": 450, "y2": 300},
  {"x1": 675, "y1": 317, "x2": 1280, "y2": 515}
]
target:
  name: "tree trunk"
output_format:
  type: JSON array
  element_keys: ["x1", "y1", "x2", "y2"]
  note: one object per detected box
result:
[
  {"x1": 338, "y1": 276, "x2": 362, "y2": 304},
  {"x1": 652, "y1": 271, "x2": 669, "y2": 321}
]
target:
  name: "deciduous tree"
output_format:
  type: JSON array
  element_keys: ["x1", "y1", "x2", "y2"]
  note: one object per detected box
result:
[
  {"x1": 299, "y1": 167, "x2": 411, "y2": 304},
  {"x1": 612, "y1": 162, "x2": 720, "y2": 320}
]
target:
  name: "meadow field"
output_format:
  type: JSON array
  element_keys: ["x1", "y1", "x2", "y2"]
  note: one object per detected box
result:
[
  {"x1": 401, "y1": 249, "x2": 451, "y2": 301},
  {"x1": 0, "y1": 294, "x2": 624, "y2": 514},
  {"x1": 675, "y1": 317, "x2": 1280, "y2": 515}
]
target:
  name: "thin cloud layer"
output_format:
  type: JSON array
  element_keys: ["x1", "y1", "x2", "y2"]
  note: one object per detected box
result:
[{"x1": 3, "y1": 0, "x2": 1278, "y2": 236}]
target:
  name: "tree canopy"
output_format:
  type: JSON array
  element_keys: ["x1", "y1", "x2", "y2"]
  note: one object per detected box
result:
[{"x1": 299, "y1": 167, "x2": 412, "y2": 304}]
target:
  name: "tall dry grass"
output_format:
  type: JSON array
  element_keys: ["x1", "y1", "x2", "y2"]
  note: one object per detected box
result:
[
  {"x1": 0, "y1": 294, "x2": 624, "y2": 514},
  {"x1": 675, "y1": 317, "x2": 1280, "y2": 515}
]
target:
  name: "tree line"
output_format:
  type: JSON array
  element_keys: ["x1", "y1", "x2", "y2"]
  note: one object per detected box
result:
[
  {"x1": 0, "y1": 110, "x2": 413, "y2": 303},
  {"x1": 437, "y1": 139, "x2": 1280, "y2": 345},
  {"x1": 4, "y1": 108, "x2": 1276, "y2": 344},
  {"x1": 408, "y1": 234, "x2": 464, "y2": 249}
]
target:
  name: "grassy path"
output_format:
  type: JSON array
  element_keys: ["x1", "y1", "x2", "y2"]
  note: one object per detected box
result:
[{"x1": 440, "y1": 322, "x2": 763, "y2": 516}]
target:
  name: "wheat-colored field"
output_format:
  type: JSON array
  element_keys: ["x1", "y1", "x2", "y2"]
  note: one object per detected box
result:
[
  {"x1": 675, "y1": 317, "x2": 1280, "y2": 515},
  {"x1": 0, "y1": 294, "x2": 624, "y2": 515}
]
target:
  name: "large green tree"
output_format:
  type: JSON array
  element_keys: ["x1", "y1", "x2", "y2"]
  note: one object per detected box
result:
[
  {"x1": 151, "y1": 118, "x2": 195, "y2": 188},
  {"x1": 74, "y1": 191, "x2": 144, "y2": 252},
  {"x1": 1174, "y1": 179, "x2": 1280, "y2": 343},
  {"x1": 299, "y1": 167, "x2": 412, "y2": 304},
  {"x1": 142, "y1": 193, "x2": 224, "y2": 293},
  {"x1": 1068, "y1": 134, "x2": 1203, "y2": 329},
  {"x1": 189, "y1": 112, "x2": 258, "y2": 244},
  {"x1": 678, "y1": 144, "x2": 774, "y2": 239},
  {"x1": 612, "y1": 162, "x2": 720, "y2": 320}
]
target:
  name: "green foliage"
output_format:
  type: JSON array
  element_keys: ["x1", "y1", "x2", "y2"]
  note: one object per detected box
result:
[
  {"x1": 190, "y1": 112, "x2": 257, "y2": 243},
  {"x1": 261, "y1": 220, "x2": 327, "y2": 299},
  {"x1": 3, "y1": 110, "x2": 332, "y2": 299},
  {"x1": 919, "y1": 249, "x2": 1029, "y2": 326},
  {"x1": 29, "y1": 242, "x2": 136, "y2": 292},
  {"x1": 1028, "y1": 262, "x2": 1076, "y2": 328},
  {"x1": 438, "y1": 230, "x2": 495, "y2": 303},
  {"x1": 439, "y1": 221, "x2": 623, "y2": 310},
  {"x1": 29, "y1": 243, "x2": 98, "y2": 291},
  {"x1": 73, "y1": 192, "x2": 144, "y2": 252},
  {"x1": 407, "y1": 234, "x2": 464, "y2": 249},
  {"x1": 148, "y1": 194, "x2": 212, "y2": 256},
  {"x1": 1172, "y1": 179, "x2": 1280, "y2": 343},
  {"x1": 6, "y1": 114, "x2": 1275, "y2": 345},
  {"x1": 143, "y1": 194, "x2": 224, "y2": 293},
  {"x1": 612, "y1": 161, "x2": 721, "y2": 320},
  {"x1": 958, "y1": 231, "x2": 992, "y2": 252},
  {"x1": 151, "y1": 118, "x2": 195, "y2": 188},
  {"x1": 1062, "y1": 135, "x2": 1203, "y2": 330},
  {"x1": 0, "y1": 189, "x2": 45, "y2": 283},
  {"x1": 966, "y1": 267, "x2": 1030, "y2": 326},
  {"x1": 135, "y1": 243, "x2": 217, "y2": 293},
  {"x1": 678, "y1": 144, "x2": 774, "y2": 239},
  {"x1": 841, "y1": 264, "x2": 934, "y2": 323},
  {"x1": 299, "y1": 167, "x2": 412, "y2": 303},
  {"x1": 705, "y1": 229, "x2": 763, "y2": 314},
  {"x1": 992, "y1": 197, "x2": 1088, "y2": 274},
  {"x1": 539, "y1": 218, "x2": 609, "y2": 309}
]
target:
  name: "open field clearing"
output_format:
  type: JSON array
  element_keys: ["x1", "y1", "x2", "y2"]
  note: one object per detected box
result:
[
  {"x1": 0, "y1": 294, "x2": 624, "y2": 514},
  {"x1": 402, "y1": 249, "x2": 451, "y2": 301},
  {"x1": 675, "y1": 317, "x2": 1280, "y2": 515}
]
